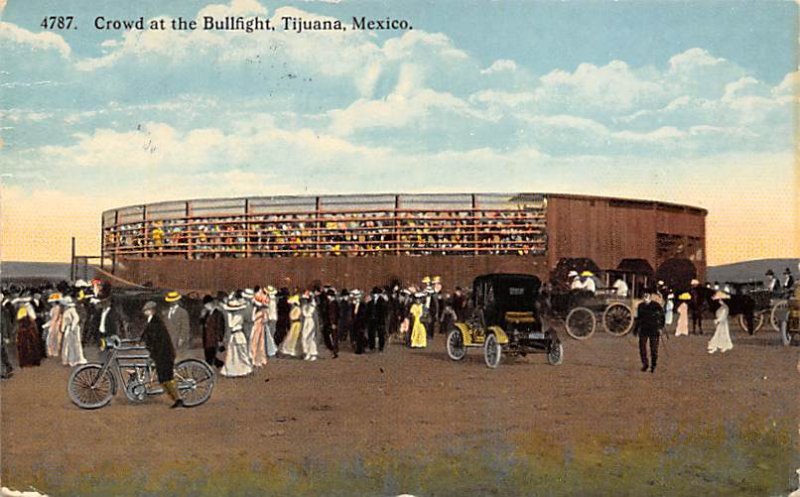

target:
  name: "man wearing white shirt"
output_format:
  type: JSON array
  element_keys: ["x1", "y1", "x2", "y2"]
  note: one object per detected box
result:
[{"x1": 612, "y1": 277, "x2": 629, "y2": 298}]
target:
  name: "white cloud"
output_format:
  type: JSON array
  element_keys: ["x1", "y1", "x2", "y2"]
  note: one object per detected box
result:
[
  {"x1": 0, "y1": 21, "x2": 71, "y2": 57},
  {"x1": 481, "y1": 59, "x2": 518, "y2": 75}
]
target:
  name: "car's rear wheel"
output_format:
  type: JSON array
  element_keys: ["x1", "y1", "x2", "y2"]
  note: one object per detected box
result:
[
  {"x1": 547, "y1": 340, "x2": 564, "y2": 365},
  {"x1": 484, "y1": 333, "x2": 501, "y2": 369},
  {"x1": 446, "y1": 329, "x2": 466, "y2": 361}
]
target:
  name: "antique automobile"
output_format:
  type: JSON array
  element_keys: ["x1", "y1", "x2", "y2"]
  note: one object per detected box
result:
[{"x1": 446, "y1": 273, "x2": 563, "y2": 368}]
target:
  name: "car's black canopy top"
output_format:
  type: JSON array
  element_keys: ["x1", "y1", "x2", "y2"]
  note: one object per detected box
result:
[{"x1": 473, "y1": 273, "x2": 542, "y2": 327}]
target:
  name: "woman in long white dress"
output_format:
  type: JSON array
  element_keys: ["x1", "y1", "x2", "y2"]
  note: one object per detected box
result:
[
  {"x1": 708, "y1": 291, "x2": 733, "y2": 354},
  {"x1": 664, "y1": 293, "x2": 674, "y2": 328},
  {"x1": 60, "y1": 296, "x2": 87, "y2": 367},
  {"x1": 44, "y1": 293, "x2": 64, "y2": 357},
  {"x1": 300, "y1": 295, "x2": 319, "y2": 361},
  {"x1": 279, "y1": 296, "x2": 303, "y2": 357},
  {"x1": 220, "y1": 298, "x2": 253, "y2": 377}
]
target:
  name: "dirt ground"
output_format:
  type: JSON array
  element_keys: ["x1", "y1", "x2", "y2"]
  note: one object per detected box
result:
[{"x1": 1, "y1": 322, "x2": 799, "y2": 496}]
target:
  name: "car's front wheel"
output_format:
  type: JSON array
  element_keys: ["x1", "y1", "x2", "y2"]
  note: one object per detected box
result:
[{"x1": 484, "y1": 333, "x2": 502, "y2": 369}]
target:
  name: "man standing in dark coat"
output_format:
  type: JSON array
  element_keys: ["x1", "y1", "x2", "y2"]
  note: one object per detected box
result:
[
  {"x1": 95, "y1": 283, "x2": 125, "y2": 341},
  {"x1": 634, "y1": 290, "x2": 665, "y2": 373},
  {"x1": 275, "y1": 288, "x2": 290, "y2": 345},
  {"x1": 689, "y1": 279, "x2": 706, "y2": 335},
  {"x1": 337, "y1": 289, "x2": 352, "y2": 349},
  {"x1": 350, "y1": 290, "x2": 367, "y2": 354},
  {"x1": 200, "y1": 295, "x2": 225, "y2": 367},
  {"x1": 322, "y1": 288, "x2": 340, "y2": 358},
  {"x1": 141, "y1": 301, "x2": 182, "y2": 408},
  {"x1": 366, "y1": 287, "x2": 388, "y2": 352}
]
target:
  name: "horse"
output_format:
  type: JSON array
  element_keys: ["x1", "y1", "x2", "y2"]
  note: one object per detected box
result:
[{"x1": 694, "y1": 286, "x2": 757, "y2": 334}]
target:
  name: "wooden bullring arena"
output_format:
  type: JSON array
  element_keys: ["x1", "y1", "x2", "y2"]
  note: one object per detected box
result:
[{"x1": 100, "y1": 193, "x2": 707, "y2": 292}]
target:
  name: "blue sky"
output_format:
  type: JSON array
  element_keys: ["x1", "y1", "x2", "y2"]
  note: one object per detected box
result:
[{"x1": 0, "y1": 0, "x2": 797, "y2": 263}]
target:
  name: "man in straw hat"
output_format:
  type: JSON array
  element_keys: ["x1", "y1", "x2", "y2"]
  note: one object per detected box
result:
[
  {"x1": 163, "y1": 291, "x2": 190, "y2": 353},
  {"x1": 141, "y1": 301, "x2": 182, "y2": 408},
  {"x1": 633, "y1": 289, "x2": 665, "y2": 373}
]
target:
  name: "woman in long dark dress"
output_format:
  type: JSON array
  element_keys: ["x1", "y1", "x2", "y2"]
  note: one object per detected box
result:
[
  {"x1": 15, "y1": 303, "x2": 42, "y2": 367},
  {"x1": 140, "y1": 301, "x2": 182, "y2": 408}
]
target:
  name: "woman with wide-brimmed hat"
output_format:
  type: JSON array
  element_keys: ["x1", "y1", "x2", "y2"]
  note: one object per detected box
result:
[
  {"x1": 60, "y1": 296, "x2": 87, "y2": 367},
  {"x1": 14, "y1": 296, "x2": 42, "y2": 367},
  {"x1": 708, "y1": 291, "x2": 733, "y2": 354},
  {"x1": 249, "y1": 290, "x2": 269, "y2": 367},
  {"x1": 675, "y1": 292, "x2": 691, "y2": 336},
  {"x1": 219, "y1": 297, "x2": 253, "y2": 377},
  {"x1": 279, "y1": 295, "x2": 303, "y2": 358},
  {"x1": 409, "y1": 292, "x2": 427, "y2": 349},
  {"x1": 44, "y1": 292, "x2": 64, "y2": 358}
]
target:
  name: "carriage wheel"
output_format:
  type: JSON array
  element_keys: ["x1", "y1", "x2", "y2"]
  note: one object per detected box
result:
[
  {"x1": 446, "y1": 329, "x2": 467, "y2": 361},
  {"x1": 602, "y1": 302, "x2": 634, "y2": 336},
  {"x1": 565, "y1": 307, "x2": 596, "y2": 340},
  {"x1": 68, "y1": 364, "x2": 114, "y2": 410},
  {"x1": 547, "y1": 340, "x2": 564, "y2": 365},
  {"x1": 737, "y1": 312, "x2": 765, "y2": 334},
  {"x1": 484, "y1": 333, "x2": 502, "y2": 369},
  {"x1": 174, "y1": 359, "x2": 215, "y2": 407},
  {"x1": 770, "y1": 301, "x2": 788, "y2": 332}
]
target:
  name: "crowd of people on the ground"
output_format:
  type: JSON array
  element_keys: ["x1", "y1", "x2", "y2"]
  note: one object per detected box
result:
[
  {"x1": 0, "y1": 275, "x2": 470, "y2": 383},
  {"x1": 2, "y1": 265, "x2": 795, "y2": 385},
  {"x1": 105, "y1": 210, "x2": 547, "y2": 258}
]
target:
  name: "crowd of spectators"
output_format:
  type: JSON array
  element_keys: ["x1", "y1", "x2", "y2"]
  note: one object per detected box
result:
[{"x1": 104, "y1": 209, "x2": 548, "y2": 258}]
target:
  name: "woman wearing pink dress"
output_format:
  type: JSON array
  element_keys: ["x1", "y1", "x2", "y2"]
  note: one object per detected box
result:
[
  {"x1": 674, "y1": 293, "x2": 691, "y2": 336},
  {"x1": 249, "y1": 290, "x2": 269, "y2": 367},
  {"x1": 44, "y1": 293, "x2": 64, "y2": 357}
]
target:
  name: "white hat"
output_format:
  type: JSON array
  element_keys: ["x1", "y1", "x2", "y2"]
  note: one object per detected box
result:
[
  {"x1": 74, "y1": 279, "x2": 90, "y2": 288},
  {"x1": 568, "y1": 270, "x2": 578, "y2": 278},
  {"x1": 242, "y1": 289, "x2": 255, "y2": 299},
  {"x1": 223, "y1": 298, "x2": 247, "y2": 310},
  {"x1": 266, "y1": 285, "x2": 277, "y2": 295}
]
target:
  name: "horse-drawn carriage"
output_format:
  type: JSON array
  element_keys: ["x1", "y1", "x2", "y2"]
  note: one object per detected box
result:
[
  {"x1": 445, "y1": 273, "x2": 563, "y2": 368},
  {"x1": 718, "y1": 282, "x2": 789, "y2": 334},
  {"x1": 547, "y1": 269, "x2": 651, "y2": 340}
]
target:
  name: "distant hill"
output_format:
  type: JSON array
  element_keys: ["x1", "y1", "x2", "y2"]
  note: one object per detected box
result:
[
  {"x1": 0, "y1": 261, "x2": 97, "y2": 284},
  {"x1": 707, "y1": 258, "x2": 799, "y2": 284}
]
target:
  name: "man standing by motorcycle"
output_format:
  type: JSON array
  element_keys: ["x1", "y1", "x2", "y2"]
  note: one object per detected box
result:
[{"x1": 141, "y1": 301, "x2": 182, "y2": 408}]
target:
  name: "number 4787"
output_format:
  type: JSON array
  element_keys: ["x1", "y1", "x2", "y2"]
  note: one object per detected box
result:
[{"x1": 40, "y1": 16, "x2": 74, "y2": 30}]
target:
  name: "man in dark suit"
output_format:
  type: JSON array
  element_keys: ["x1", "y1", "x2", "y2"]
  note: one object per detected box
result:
[
  {"x1": 634, "y1": 290, "x2": 665, "y2": 373},
  {"x1": 95, "y1": 283, "x2": 125, "y2": 340},
  {"x1": 200, "y1": 294, "x2": 225, "y2": 367},
  {"x1": 689, "y1": 279, "x2": 705, "y2": 335},
  {"x1": 141, "y1": 301, "x2": 181, "y2": 408},
  {"x1": 366, "y1": 287, "x2": 388, "y2": 352},
  {"x1": 322, "y1": 288, "x2": 340, "y2": 358},
  {"x1": 337, "y1": 289, "x2": 352, "y2": 349},
  {"x1": 350, "y1": 290, "x2": 367, "y2": 354}
]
